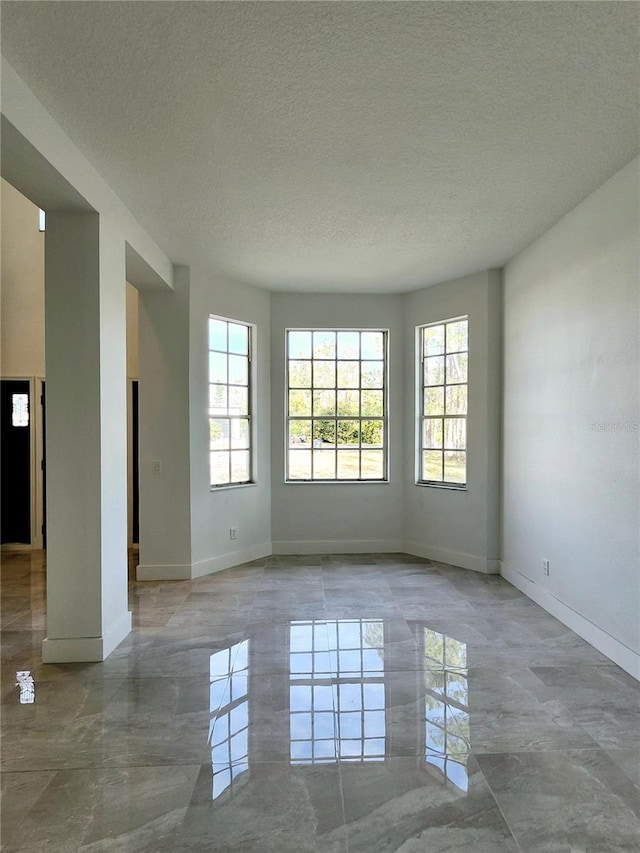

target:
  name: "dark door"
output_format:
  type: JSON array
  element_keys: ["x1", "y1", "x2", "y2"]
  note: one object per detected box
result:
[
  {"x1": 1, "y1": 380, "x2": 31, "y2": 544},
  {"x1": 41, "y1": 381, "x2": 46, "y2": 548},
  {"x1": 132, "y1": 380, "x2": 139, "y2": 544}
]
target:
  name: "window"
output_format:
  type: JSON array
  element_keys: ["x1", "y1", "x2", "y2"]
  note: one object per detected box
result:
[
  {"x1": 11, "y1": 394, "x2": 29, "y2": 428},
  {"x1": 418, "y1": 317, "x2": 468, "y2": 486},
  {"x1": 286, "y1": 329, "x2": 387, "y2": 481},
  {"x1": 209, "y1": 316, "x2": 253, "y2": 487}
]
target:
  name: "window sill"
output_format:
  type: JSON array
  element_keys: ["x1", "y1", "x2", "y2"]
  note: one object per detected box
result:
[
  {"x1": 284, "y1": 479, "x2": 390, "y2": 485},
  {"x1": 210, "y1": 482, "x2": 257, "y2": 492},
  {"x1": 415, "y1": 482, "x2": 467, "y2": 491}
]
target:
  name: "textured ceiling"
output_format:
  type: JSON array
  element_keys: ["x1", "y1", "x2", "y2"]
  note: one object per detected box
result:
[{"x1": 2, "y1": 1, "x2": 638, "y2": 293}]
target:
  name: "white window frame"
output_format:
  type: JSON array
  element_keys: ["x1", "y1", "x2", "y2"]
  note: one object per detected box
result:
[
  {"x1": 285, "y1": 328, "x2": 389, "y2": 483},
  {"x1": 417, "y1": 316, "x2": 468, "y2": 489},
  {"x1": 208, "y1": 315, "x2": 254, "y2": 489}
]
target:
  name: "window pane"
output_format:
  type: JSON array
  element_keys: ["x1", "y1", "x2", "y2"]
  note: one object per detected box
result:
[
  {"x1": 211, "y1": 452, "x2": 230, "y2": 485},
  {"x1": 337, "y1": 450, "x2": 360, "y2": 479},
  {"x1": 337, "y1": 390, "x2": 360, "y2": 416},
  {"x1": 337, "y1": 332, "x2": 359, "y2": 358},
  {"x1": 446, "y1": 385, "x2": 467, "y2": 415},
  {"x1": 313, "y1": 331, "x2": 336, "y2": 359},
  {"x1": 424, "y1": 325, "x2": 445, "y2": 357},
  {"x1": 361, "y1": 450, "x2": 384, "y2": 479},
  {"x1": 313, "y1": 361, "x2": 336, "y2": 388},
  {"x1": 289, "y1": 420, "x2": 311, "y2": 444},
  {"x1": 361, "y1": 332, "x2": 384, "y2": 359},
  {"x1": 228, "y1": 323, "x2": 249, "y2": 355},
  {"x1": 209, "y1": 319, "x2": 227, "y2": 351},
  {"x1": 362, "y1": 362, "x2": 384, "y2": 389},
  {"x1": 361, "y1": 420, "x2": 383, "y2": 447},
  {"x1": 229, "y1": 355, "x2": 248, "y2": 386},
  {"x1": 446, "y1": 352, "x2": 468, "y2": 384},
  {"x1": 231, "y1": 419, "x2": 250, "y2": 449},
  {"x1": 361, "y1": 390, "x2": 383, "y2": 416},
  {"x1": 289, "y1": 389, "x2": 312, "y2": 417},
  {"x1": 209, "y1": 352, "x2": 227, "y2": 384},
  {"x1": 337, "y1": 420, "x2": 359, "y2": 446},
  {"x1": 290, "y1": 361, "x2": 312, "y2": 387},
  {"x1": 425, "y1": 387, "x2": 445, "y2": 416},
  {"x1": 424, "y1": 418, "x2": 443, "y2": 449},
  {"x1": 210, "y1": 419, "x2": 230, "y2": 449},
  {"x1": 210, "y1": 384, "x2": 227, "y2": 413},
  {"x1": 289, "y1": 331, "x2": 312, "y2": 359},
  {"x1": 313, "y1": 450, "x2": 336, "y2": 479},
  {"x1": 446, "y1": 321, "x2": 468, "y2": 353},
  {"x1": 289, "y1": 449, "x2": 311, "y2": 479},
  {"x1": 423, "y1": 450, "x2": 443, "y2": 481},
  {"x1": 444, "y1": 418, "x2": 466, "y2": 450},
  {"x1": 337, "y1": 361, "x2": 360, "y2": 388},
  {"x1": 231, "y1": 450, "x2": 250, "y2": 482},
  {"x1": 313, "y1": 390, "x2": 335, "y2": 416},
  {"x1": 229, "y1": 386, "x2": 249, "y2": 416},
  {"x1": 444, "y1": 451, "x2": 466, "y2": 483},
  {"x1": 313, "y1": 420, "x2": 335, "y2": 445},
  {"x1": 424, "y1": 356, "x2": 444, "y2": 387}
]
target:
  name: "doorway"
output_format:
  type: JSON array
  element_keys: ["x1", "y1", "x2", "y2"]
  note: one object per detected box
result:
[{"x1": 1, "y1": 379, "x2": 32, "y2": 545}]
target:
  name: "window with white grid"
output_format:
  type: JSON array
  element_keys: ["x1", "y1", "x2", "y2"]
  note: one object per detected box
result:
[
  {"x1": 286, "y1": 330, "x2": 387, "y2": 481},
  {"x1": 418, "y1": 317, "x2": 468, "y2": 486},
  {"x1": 209, "y1": 316, "x2": 253, "y2": 487}
]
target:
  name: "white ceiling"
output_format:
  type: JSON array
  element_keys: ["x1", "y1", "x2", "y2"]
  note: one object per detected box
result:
[{"x1": 2, "y1": 1, "x2": 638, "y2": 293}]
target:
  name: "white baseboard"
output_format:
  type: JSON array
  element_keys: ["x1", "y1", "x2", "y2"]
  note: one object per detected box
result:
[
  {"x1": 136, "y1": 562, "x2": 192, "y2": 581},
  {"x1": 42, "y1": 610, "x2": 132, "y2": 663},
  {"x1": 191, "y1": 543, "x2": 272, "y2": 579},
  {"x1": 405, "y1": 541, "x2": 499, "y2": 574},
  {"x1": 272, "y1": 539, "x2": 403, "y2": 555},
  {"x1": 500, "y1": 561, "x2": 640, "y2": 681}
]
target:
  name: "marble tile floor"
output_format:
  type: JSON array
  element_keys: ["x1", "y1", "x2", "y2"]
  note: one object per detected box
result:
[{"x1": 1, "y1": 549, "x2": 639, "y2": 851}]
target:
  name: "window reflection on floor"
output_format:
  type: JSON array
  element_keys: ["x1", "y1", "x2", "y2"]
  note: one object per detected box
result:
[
  {"x1": 209, "y1": 640, "x2": 249, "y2": 800},
  {"x1": 423, "y1": 628, "x2": 470, "y2": 792},
  {"x1": 289, "y1": 619, "x2": 386, "y2": 764}
]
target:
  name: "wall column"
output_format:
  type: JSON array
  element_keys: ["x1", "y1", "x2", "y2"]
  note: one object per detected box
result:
[
  {"x1": 42, "y1": 211, "x2": 131, "y2": 662},
  {"x1": 136, "y1": 265, "x2": 192, "y2": 580}
]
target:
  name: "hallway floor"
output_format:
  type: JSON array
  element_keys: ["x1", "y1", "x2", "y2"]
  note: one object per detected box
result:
[{"x1": 1, "y1": 550, "x2": 639, "y2": 851}]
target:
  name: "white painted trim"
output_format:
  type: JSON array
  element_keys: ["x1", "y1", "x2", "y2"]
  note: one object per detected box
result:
[
  {"x1": 102, "y1": 609, "x2": 133, "y2": 658},
  {"x1": 405, "y1": 541, "x2": 499, "y2": 574},
  {"x1": 500, "y1": 561, "x2": 640, "y2": 681},
  {"x1": 42, "y1": 610, "x2": 132, "y2": 662},
  {"x1": 136, "y1": 562, "x2": 192, "y2": 581},
  {"x1": 191, "y1": 543, "x2": 272, "y2": 578},
  {"x1": 272, "y1": 539, "x2": 403, "y2": 555}
]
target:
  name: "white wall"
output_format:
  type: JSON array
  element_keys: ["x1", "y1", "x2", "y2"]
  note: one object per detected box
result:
[
  {"x1": 1, "y1": 178, "x2": 45, "y2": 377},
  {"x1": 189, "y1": 269, "x2": 272, "y2": 575},
  {"x1": 403, "y1": 271, "x2": 502, "y2": 572},
  {"x1": 502, "y1": 157, "x2": 640, "y2": 677},
  {"x1": 137, "y1": 267, "x2": 192, "y2": 579},
  {"x1": 270, "y1": 293, "x2": 404, "y2": 553}
]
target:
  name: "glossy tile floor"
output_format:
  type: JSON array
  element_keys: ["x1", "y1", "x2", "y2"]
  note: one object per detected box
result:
[{"x1": 1, "y1": 550, "x2": 640, "y2": 852}]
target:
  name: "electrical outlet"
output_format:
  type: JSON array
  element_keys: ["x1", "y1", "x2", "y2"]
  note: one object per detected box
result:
[
  {"x1": 152, "y1": 460, "x2": 163, "y2": 475},
  {"x1": 542, "y1": 559, "x2": 550, "y2": 576},
  {"x1": 229, "y1": 528, "x2": 237, "y2": 540}
]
